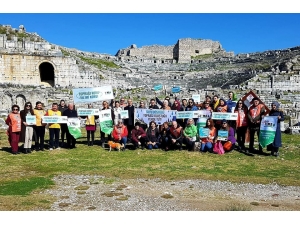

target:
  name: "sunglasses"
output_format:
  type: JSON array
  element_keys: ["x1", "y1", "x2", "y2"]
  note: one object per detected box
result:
[
  {"x1": 121, "y1": 100, "x2": 125, "y2": 101},
  {"x1": 26, "y1": 104, "x2": 31, "y2": 107},
  {"x1": 222, "y1": 122, "x2": 227, "y2": 124},
  {"x1": 13, "y1": 108, "x2": 19, "y2": 111},
  {"x1": 238, "y1": 102, "x2": 243, "y2": 104}
]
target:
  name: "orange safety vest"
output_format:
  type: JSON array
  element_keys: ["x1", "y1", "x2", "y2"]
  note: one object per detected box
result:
[
  {"x1": 249, "y1": 104, "x2": 264, "y2": 119},
  {"x1": 9, "y1": 113, "x2": 21, "y2": 132},
  {"x1": 170, "y1": 126, "x2": 182, "y2": 139},
  {"x1": 235, "y1": 108, "x2": 248, "y2": 127}
]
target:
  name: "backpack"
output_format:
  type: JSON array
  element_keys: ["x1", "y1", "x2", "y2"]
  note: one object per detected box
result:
[{"x1": 213, "y1": 141, "x2": 225, "y2": 155}]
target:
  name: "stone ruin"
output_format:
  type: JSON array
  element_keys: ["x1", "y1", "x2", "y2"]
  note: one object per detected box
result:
[{"x1": 116, "y1": 38, "x2": 234, "y2": 63}]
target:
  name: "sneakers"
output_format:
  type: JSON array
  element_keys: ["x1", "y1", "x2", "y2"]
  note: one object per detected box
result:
[
  {"x1": 101, "y1": 143, "x2": 105, "y2": 148},
  {"x1": 49, "y1": 148, "x2": 53, "y2": 151},
  {"x1": 56, "y1": 147, "x2": 61, "y2": 150}
]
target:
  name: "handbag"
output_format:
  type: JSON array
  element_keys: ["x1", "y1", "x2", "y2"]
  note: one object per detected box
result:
[
  {"x1": 223, "y1": 141, "x2": 232, "y2": 151},
  {"x1": 213, "y1": 141, "x2": 225, "y2": 155}
]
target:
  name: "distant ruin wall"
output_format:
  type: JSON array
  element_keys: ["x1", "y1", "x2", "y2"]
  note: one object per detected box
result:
[
  {"x1": 0, "y1": 54, "x2": 100, "y2": 88},
  {"x1": 116, "y1": 38, "x2": 225, "y2": 63},
  {"x1": 178, "y1": 38, "x2": 222, "y2": 63},
  {"x1": 128, "y1": 45, "x2": 174, "y2": 59}
]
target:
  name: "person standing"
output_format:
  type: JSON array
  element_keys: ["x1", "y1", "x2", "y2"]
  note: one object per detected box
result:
[
  {"x1": 45, "y1": 103, "x2": 61, "y2": 150},
  {"x1": 63, "y1": 103, "x2": 78, "y2": 149},
  {"x1": 84, "y1": 103, "x2": 98, "y2": 146},
  {"x1": 20, "y1": 102, "x2": 35, "y2": 154},
  {"x1": 5, "y1": 105, "x2": 22, "y2": 154},
  {"x1": 124, "y1": 99, "x2": 135, "y2": 142},
  {"x1": 33, "y1": 101, "x2": 46, "y2": 151},
  {"x1": 112, "y1": 101, "x2": 122, "y2": 126},
  {"x1": 58, "y1": 100, "x2": 68, "y2": 147},
  {"x1": 234, "y1": 100, "x2": 248, "y2": 151},
  {"x1": 247, "y1": 97, "x2": 266, "y2": 153},
  {"x1": 148, "y1": 99, "x2": 159, "y2": 109},
  {"x1": 100, "y1": 100, "x2": 113, "y2": 148},
  {"x1": 267, "y1": 102, "x2": 284, "y2": 157}
]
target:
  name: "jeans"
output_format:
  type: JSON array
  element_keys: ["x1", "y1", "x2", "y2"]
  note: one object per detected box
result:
[
  {"x1": 147, "y1": 143, "x2": 159, "y2": 150},
  {"x1": 201, "y1": 142, "x2": 213, "y2": 152}
]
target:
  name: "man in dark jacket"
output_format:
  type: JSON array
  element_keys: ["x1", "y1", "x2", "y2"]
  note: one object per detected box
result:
[
  {"x1": 63, "y1": 103, "x2": 78, "y2": 149},
  {"x1": 148, "y1": 98, "x2": 159, "y2": 109}
]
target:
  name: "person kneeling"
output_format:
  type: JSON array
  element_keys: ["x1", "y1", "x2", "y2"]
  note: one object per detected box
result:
[{"x1": 131, "y1": 122, "x2": 147, "y2": 150}]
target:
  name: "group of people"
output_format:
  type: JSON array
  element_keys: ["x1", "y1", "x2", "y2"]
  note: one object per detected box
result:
[
  {"x1": 5, "y1": 100, "x2": 78, "y2": 154},
  {"x1": 106, "y1": 92, "x2": 283, "y2": 157},
  {"x1": 5, "y1": 91, "x2": 284, "y2": 157}
]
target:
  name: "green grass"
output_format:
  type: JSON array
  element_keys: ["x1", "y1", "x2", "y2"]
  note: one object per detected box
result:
[
  {"x1": 78, "y1": 56, "x2": 120, "y2": 69},
  {"x1": 0, "y1": 177, "x2": 54, "y2": 196},
  {"x1": 0, "y1": 129, "x2": 299, "y2": 209}
]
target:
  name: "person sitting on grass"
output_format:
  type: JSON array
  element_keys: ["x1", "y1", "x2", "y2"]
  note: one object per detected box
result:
[
  {"x1": 200, "y1": 118, "x2": 217, "y2": 153},
  {"x1": 183, "y1": 118, "x2": 197, "y2": 151},
  {"x1": 112, "y1": 119, "x2": 128, "y2": 151},
  {"x1": 169, "y1": 120, "x2": 183, "y2": 150},
  {"x1": 146, "y1": 121, "x2": 160, "y2": 150},
  {"x1": 159, "y1": 122, "x2": 171, "y2": 151},
  {"x1": 131, "y1": 122, "x2": 147, "y2": 150},
  {"x1": 218, "y1": 119, "x2": 236, "y2": 152}
]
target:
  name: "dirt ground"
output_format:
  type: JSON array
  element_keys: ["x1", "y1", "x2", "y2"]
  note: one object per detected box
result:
[{"x1": 44, "y1": 175, "x2": 300, "y2": 211}]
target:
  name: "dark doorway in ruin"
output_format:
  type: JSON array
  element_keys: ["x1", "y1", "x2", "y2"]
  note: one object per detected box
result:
[{"x1": 39, "y1": 62, "x2": 54, "y2": 87}]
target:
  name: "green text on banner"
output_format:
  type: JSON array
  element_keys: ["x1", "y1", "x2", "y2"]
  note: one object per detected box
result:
[
  {"x1": 259, "y1": 116, "x2": 278, "y2": 148},
  {"x1": 99, "y1": 109, "x2": 113, "y2": 135}
]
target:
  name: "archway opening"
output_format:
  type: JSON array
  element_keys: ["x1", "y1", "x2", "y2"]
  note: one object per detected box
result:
[{"x1": 39, "y1": 62, "x2": 54, "y2": 87}]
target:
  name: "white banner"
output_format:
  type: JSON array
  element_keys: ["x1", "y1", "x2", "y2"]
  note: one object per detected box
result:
[
  {"x1": 73, "y1": 86, "x2": 114, "y2": 104},
  {"x1": 176, "y1": 110, "x2": 211, "y2": 119},
  {"x1": 135, "y1": 109, "x2": 176, "y2": 126},
  {"x1": 99, "y1": 109, "x2": 112, "y2": 122},
  {"x1": 211, "y1": 112, "x2": 238, "y2": 120},
  {"x1": 42, "y1": 116, "x2": 68, "y2": 124},
  {"x1": 192, "y1": 94, "x2": 201, "y2": 103},
  {"x1": 26, "y1": 115, "x2": 36, "y2": 125},
  {"x1": 77, "y1": 108, "x2": 100, "y2": 116},
  {"x1": 120, "y1": 110, "x2": 129, "y2": 119}
]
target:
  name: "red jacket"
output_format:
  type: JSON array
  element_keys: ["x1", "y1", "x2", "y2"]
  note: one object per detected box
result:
[
  {"x1": 131, "y1": 127, "x2": 146, "y2": 143},
  {"x1": 112, "y1": 125, "x2": 128, "y2": 140}
]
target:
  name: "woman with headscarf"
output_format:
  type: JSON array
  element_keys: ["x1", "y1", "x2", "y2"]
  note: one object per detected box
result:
[{"x1": 267, "y1": 101, "x2": 284, "y2": 157}]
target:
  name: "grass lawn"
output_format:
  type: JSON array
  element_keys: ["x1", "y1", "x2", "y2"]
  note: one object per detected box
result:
[{"x1": 0, "y1": 128, "x2": 299, "y2": 210}]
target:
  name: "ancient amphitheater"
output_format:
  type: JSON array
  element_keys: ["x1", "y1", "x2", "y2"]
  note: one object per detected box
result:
[{"x1": 0, "y1": 24, "x2": 300, "y2": 132}]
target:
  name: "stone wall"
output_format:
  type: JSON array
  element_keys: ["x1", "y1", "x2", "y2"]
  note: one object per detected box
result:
[
  {"x1": 0, "y1": 54, "x2": 101, "y2": 88},
  {"x1": 116, "y1": 38, "x2": 226, "y2": 63},
  {"x1": 177, "y1": 38, "x2": 222, "y2": 63}
]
